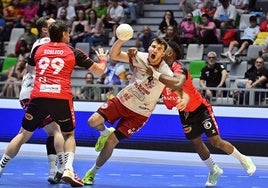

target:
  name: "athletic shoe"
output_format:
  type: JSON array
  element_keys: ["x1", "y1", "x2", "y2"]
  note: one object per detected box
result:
[
  {"x1": 241, "y1": 156, "x2": 256, "y2": 176},
  {"x1": 47, "y1": 169, "x2": 59, "y2": 184},
  {"x1": 226, "y1": 52, "x2": 236, "y2": 64},
  {"x1": 62, "y1": 169, "x2": 84, "y2": 187},
  {"x1": 82, "y1": 170, "x2": 95, "y2": 185},
  {"x1": 95, "y1": 127, "x2": 115, "y2": 152},
  {"x1": 205, "y1": 164, "x2": 223, "y2": 187},
  {"x1": 221, "y1": 51, "x2": 231, "y2": 58}
]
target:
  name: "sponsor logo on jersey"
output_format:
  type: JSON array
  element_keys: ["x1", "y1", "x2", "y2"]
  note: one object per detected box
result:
[{"x1": 25, "y1": 113, "x2": 33, "y2": 120}]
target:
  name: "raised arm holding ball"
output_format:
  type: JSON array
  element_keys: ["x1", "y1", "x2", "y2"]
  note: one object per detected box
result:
[{"x1": 82, "y1": 24, "x2": 189, "y2": 185}]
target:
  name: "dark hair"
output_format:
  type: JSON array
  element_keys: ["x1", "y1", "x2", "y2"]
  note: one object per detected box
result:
[
  {"x1": 249, "y1": 15, "x2": 257, "y2": 22},
  {"x1": 167, "y1": 41, "x2": 181, "y2": 59},
  {"x1": 36, "y1": 16, "x2": 50, "y2": 37},
  {"x1": 201, "y1": 13, "x2": 210, "y2": 19},
  {"x1": 152, "y1": 37, "x2": 168, "y2": 51},
  {"x1": 49, "y1": 20, "x2": 69, "y2": 42}
]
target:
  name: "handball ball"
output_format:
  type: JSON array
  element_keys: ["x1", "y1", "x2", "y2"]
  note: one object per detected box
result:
[{"x1": 116, "y1": 23, "x2": 134, "y2": 41}]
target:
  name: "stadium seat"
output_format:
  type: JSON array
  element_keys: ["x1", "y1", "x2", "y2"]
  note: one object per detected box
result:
[
  {"x1": 0, "y1": 57, "x2": 18, "y2": 74},
  {"x1": 228, "y1": 61, "x2": 248, "y2": 80},
  {"x1": 75, "y1": 42, "x2": 91, "y2": 56},
  {"x1": 204, "y1": 44, "x2": 223, "y2": 58},
  {"x1": 182, "y1": 44, "x2": 204, "y2": 61},
  {"x1": 189, "y1": 60, "x2": 206, "y2": 78},
  {"x1": 5, "y1": 28, "x2": 25, "y2": 55}
]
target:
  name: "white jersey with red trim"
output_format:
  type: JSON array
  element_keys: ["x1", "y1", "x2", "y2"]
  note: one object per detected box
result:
[
  {"x1": 19, "y1": 37, "x2": 50, "y2": 101},
  {"x1": 116, "y1": 51, "x2": 173, "y2": 117}
]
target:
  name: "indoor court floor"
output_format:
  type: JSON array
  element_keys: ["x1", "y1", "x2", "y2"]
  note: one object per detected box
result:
[{"x1": 0, "y1": 142, "x2": 267, "y2": 188}]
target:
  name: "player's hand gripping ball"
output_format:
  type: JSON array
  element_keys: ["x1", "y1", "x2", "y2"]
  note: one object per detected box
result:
[{"x1": 116, "y1": 23, "x2": 134, "y2": 41}]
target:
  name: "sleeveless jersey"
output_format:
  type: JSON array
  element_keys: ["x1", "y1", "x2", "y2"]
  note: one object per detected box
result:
[{"x1": 116, "y1": 51, "x2": 173, "y2": 117}]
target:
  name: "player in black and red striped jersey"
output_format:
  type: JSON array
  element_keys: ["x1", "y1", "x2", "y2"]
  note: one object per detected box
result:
[
  {"x1": 0, "y1": 20, "x2": 108, "y2": 187},
  {"x1": 146, "y1": 41, "x2": 256, "y2": 187}
]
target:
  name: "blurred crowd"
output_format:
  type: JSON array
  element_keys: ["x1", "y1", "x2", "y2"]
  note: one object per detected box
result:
[{"x1": 0, "y1": 0, "x2": 268, "y2": 105}]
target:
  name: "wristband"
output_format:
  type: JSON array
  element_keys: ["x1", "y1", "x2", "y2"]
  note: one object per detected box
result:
[{"x1": 153, "y1": 70, "x2": 161, "y2": 80}]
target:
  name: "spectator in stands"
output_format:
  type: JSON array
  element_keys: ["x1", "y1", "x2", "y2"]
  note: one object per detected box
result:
[
  {"x1": 90, "y1": 0, "x2": 108, "y2": 19},
  {"x1": 178, "y1": 12, "x2": 199, "y2": 45},
  {"x1": 83, "y1": 9, "x2": 106, "y2": 49},
  {"x1": 70, "y1": 9, "x2": 89, "y2": 47},
  {"x1": 197, "y1": 13, "x2": 219, "y2": 44},
  {"x1": 259, "y1": 11, "x2": 268, "y2": 32},
  {"x1": 135, "y1": 25, "x2": 157, "y2": 52},
  {"x1": 261, "y1": 38, "x2": 268, "y2": 61},
  {"x1": 0, "y1": 56, "x2": 26, "y2": 97},
  {"x1": 75, "y1": 72, "x2": 100, "y2": 100},
  {"x1": 200, "y1": 0, "x2": 216, "y2": 19},
  {"x1": 57, "y1": 7, "x2": 73, "y2": 29},
  {"x1": 125, "y1": 71, "x2": 133, "y2": 85},
  {"x1": 231, "y1": 0, "x2": 249, "y2": 15},
  {"x1": 156, "y1": 10, "x2": 178, "y2": 37},
  {"x1": 16, "y1": 21, "x2": 37, "y2": 51},
  {"x1": 235, "y1": 57, "x2": 268, "y2": 105},
  {"x1": 20, "y1": 0, "x2": 39, "y2": 28},
  {"x1": 0, "y1": 14, "x2": 7, "y2": 55},
  {"x1": 221, "y1": 15, "x2": 259, "y2": 63},
  {"x1": 105, "y1": 0, "x2": 124, "y2": 46},
  {"x1": 74, "y1": 0, "x2": 92, "y2": 11},
  {"x1": 37, "y1": 0, "x2": 58, "y2": 19},
  {"x1": 163, "y1": 25, "x2": 180, "y2": 45},
  {"x1": 119, "y1": 0, "x2": 138, "y2": 24},
  {"x1": 57, "y1": 0, "x2": 77, "y2": 22},
  {"x1": 179, "y1": 0, "x2": 206, "y2": 16},
  {"x1": 199, "y1": 51, "x2": 227, "y2": 101},
  {"x1": 104, "y1": 59, "x2": 126, "y2": 85},
  {"x1": 213, "y1": 0, "x2": 237, "y2": 31},
  {"x1": 3, "y1": 0, "x2": 23, "y2": 39}
]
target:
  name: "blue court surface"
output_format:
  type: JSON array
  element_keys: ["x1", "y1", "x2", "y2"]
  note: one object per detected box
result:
[{"x1": 0, "y1": 142, "x2": 267, "y2": 188}]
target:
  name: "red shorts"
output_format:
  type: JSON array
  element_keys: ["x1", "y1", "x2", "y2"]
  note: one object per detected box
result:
[
  {"x1": 97, "y1": 97, "x2": 149, "y2": 138},
  {"x1": 20, "y1": 98, "x2": 53, "y2": 129}
]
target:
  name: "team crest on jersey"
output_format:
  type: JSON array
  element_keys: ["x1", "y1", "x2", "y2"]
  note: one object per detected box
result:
[
  {"x1": 25, "y1": 113, "x2": 33, "y2": 120},
  {"x1": 184, "y1": 126, "x2": 192, "y2": 134},
  {"x1": 203, "y1": 120, "x2": 212, "y2": 129},
  {"x1": 101, "y1": 102, "x2": 108, "y2": 109}
]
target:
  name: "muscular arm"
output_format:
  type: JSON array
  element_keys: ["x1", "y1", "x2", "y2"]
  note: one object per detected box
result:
[{"x1": 109, "y1": 39, "x2": 130, "y2": 62}]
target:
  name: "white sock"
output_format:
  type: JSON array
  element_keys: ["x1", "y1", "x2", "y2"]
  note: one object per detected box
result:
[
  {"x1": 203, "y1": 156, "x2": 216, "y2": 172},
  {"x1": 230, "y1": 147, "x2": 245, "y2": 161},
  {"x1": 48, "y1": 154, "x2": 58, "y2": 171},
  {"x1": 89, "y1": 163, "x2": 100, "y2": 175},
  {"x1": 0, "y1": 154, "x2": 12, "y2": 174},
  {"x1": 57, "y1": 152, "x2": 65, "y2": 173},
  {"x1": 100, "y1": 126, "x2": 109, "y2": 136},
  {"x1": 65, "y1": 152, "x2": 74, "y2": 172}
]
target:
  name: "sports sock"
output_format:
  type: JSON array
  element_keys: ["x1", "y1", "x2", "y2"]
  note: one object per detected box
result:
[
  {"x1": 0, "y1": 154, "x2": 12, "y2": 175},
  {"x1": 48, "y1": 154, "x2": 58, "y2": 171},
  {"x1": 100, "y1": 126, "x2": 109, "y2": 136},
  {"x1": 89, "y1": 163, "x2": 100, "y2": 175},
  {"x1": 230, "y1": 147, "x2": 245, "y2": 161},
  {"x1": 203, "y1": 156, "x2": 216, "y2": 172},
  {"x1": 64, "y1": 152, "x2": 74, "y2": 172},
  {"x1": 57, "y1": 152, "x2": 65, "y2": 173}
]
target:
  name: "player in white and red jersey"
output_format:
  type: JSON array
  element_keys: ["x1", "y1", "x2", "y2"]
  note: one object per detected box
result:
[
  {"x1": 82, "y1": 37, "x2": 189, "y2": 185},
  {"x1": 150, "y1": 41, "x2": 256, "y2": 186},
  {"x1": 0, "y1": 20, "x2": 108, "y2": 187}
]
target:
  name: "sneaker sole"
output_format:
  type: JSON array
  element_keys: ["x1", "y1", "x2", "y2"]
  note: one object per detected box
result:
[{"x1": 62, "y1": 175, "x2": 84, "y2": 187}]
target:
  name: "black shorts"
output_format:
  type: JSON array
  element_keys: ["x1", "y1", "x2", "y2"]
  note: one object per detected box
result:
[
  {"x1": 179, "y1": 103, "x2": 219, "y2": 140},
  {"x1": 22, "y1": 98, "x2": 75, "y2": 132},
  {"x1": 238, "y1": 39, "x2": 253, "y2": 46}
]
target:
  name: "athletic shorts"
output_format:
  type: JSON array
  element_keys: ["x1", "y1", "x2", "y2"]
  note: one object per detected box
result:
[
  {"x1": 97, "y1": 97, "x2": 149, "y2": 138},
  {"x1": 179, "y1": 103, "x2": 219, "y2": 140},
  {"x1": 238, "y1": 39, "x2": 253, "y2": 46},
  {"x1": 22, "y1": 98, "x2": 75, "y2": 132},
  {"x1": 20, "y1": 98, "x2": 53, "y2": 128}
]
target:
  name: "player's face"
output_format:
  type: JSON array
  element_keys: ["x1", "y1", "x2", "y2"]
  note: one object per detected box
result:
[{"x1": 148, "y1": 41, "x2": 166, "y2": 66}]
